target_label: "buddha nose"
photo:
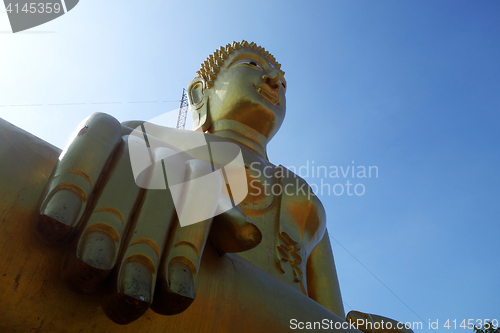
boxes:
[262,74,280,91]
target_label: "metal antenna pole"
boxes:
[176,88,188,129]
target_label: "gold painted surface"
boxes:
[0,118,359,332]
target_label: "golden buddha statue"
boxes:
[0,40,412,333]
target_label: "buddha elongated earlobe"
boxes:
[187,78,210,132]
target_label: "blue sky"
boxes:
[1,0,499,331]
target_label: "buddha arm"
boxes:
[306,229,346,319]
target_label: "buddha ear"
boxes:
[187,77,210,132]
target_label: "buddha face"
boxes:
[191,48,287,141]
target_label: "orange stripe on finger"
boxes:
[129,238,161,258]
[69,169,93,186]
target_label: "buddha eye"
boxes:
[234,59,262,69]
[281,82,286,89]
[244,60,261,68]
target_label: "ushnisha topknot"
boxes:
[196,40,285,89]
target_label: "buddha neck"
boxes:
[209,120,268,158]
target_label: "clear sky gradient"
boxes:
[1,1,499,331]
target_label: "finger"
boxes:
[151,159,218,315]
[101,152,182,324]
[207,141,262,253]
[151,218,211,315]
[60,136,144,293]
[36,113,122,244]
[101,187,176,324]
[102,158,219,323]
[209,199,262,254]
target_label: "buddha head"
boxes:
[187,40,287,143]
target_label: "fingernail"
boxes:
[120,261,152,303]
[240,216,262,246]
[168,261,194,299]
[347,311,371,328]
[79,231,116,270]
[347,311,364,322]
[43,189,82,227]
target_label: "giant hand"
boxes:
[35,113,261,324]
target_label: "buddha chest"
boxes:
[236,152,324,296]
